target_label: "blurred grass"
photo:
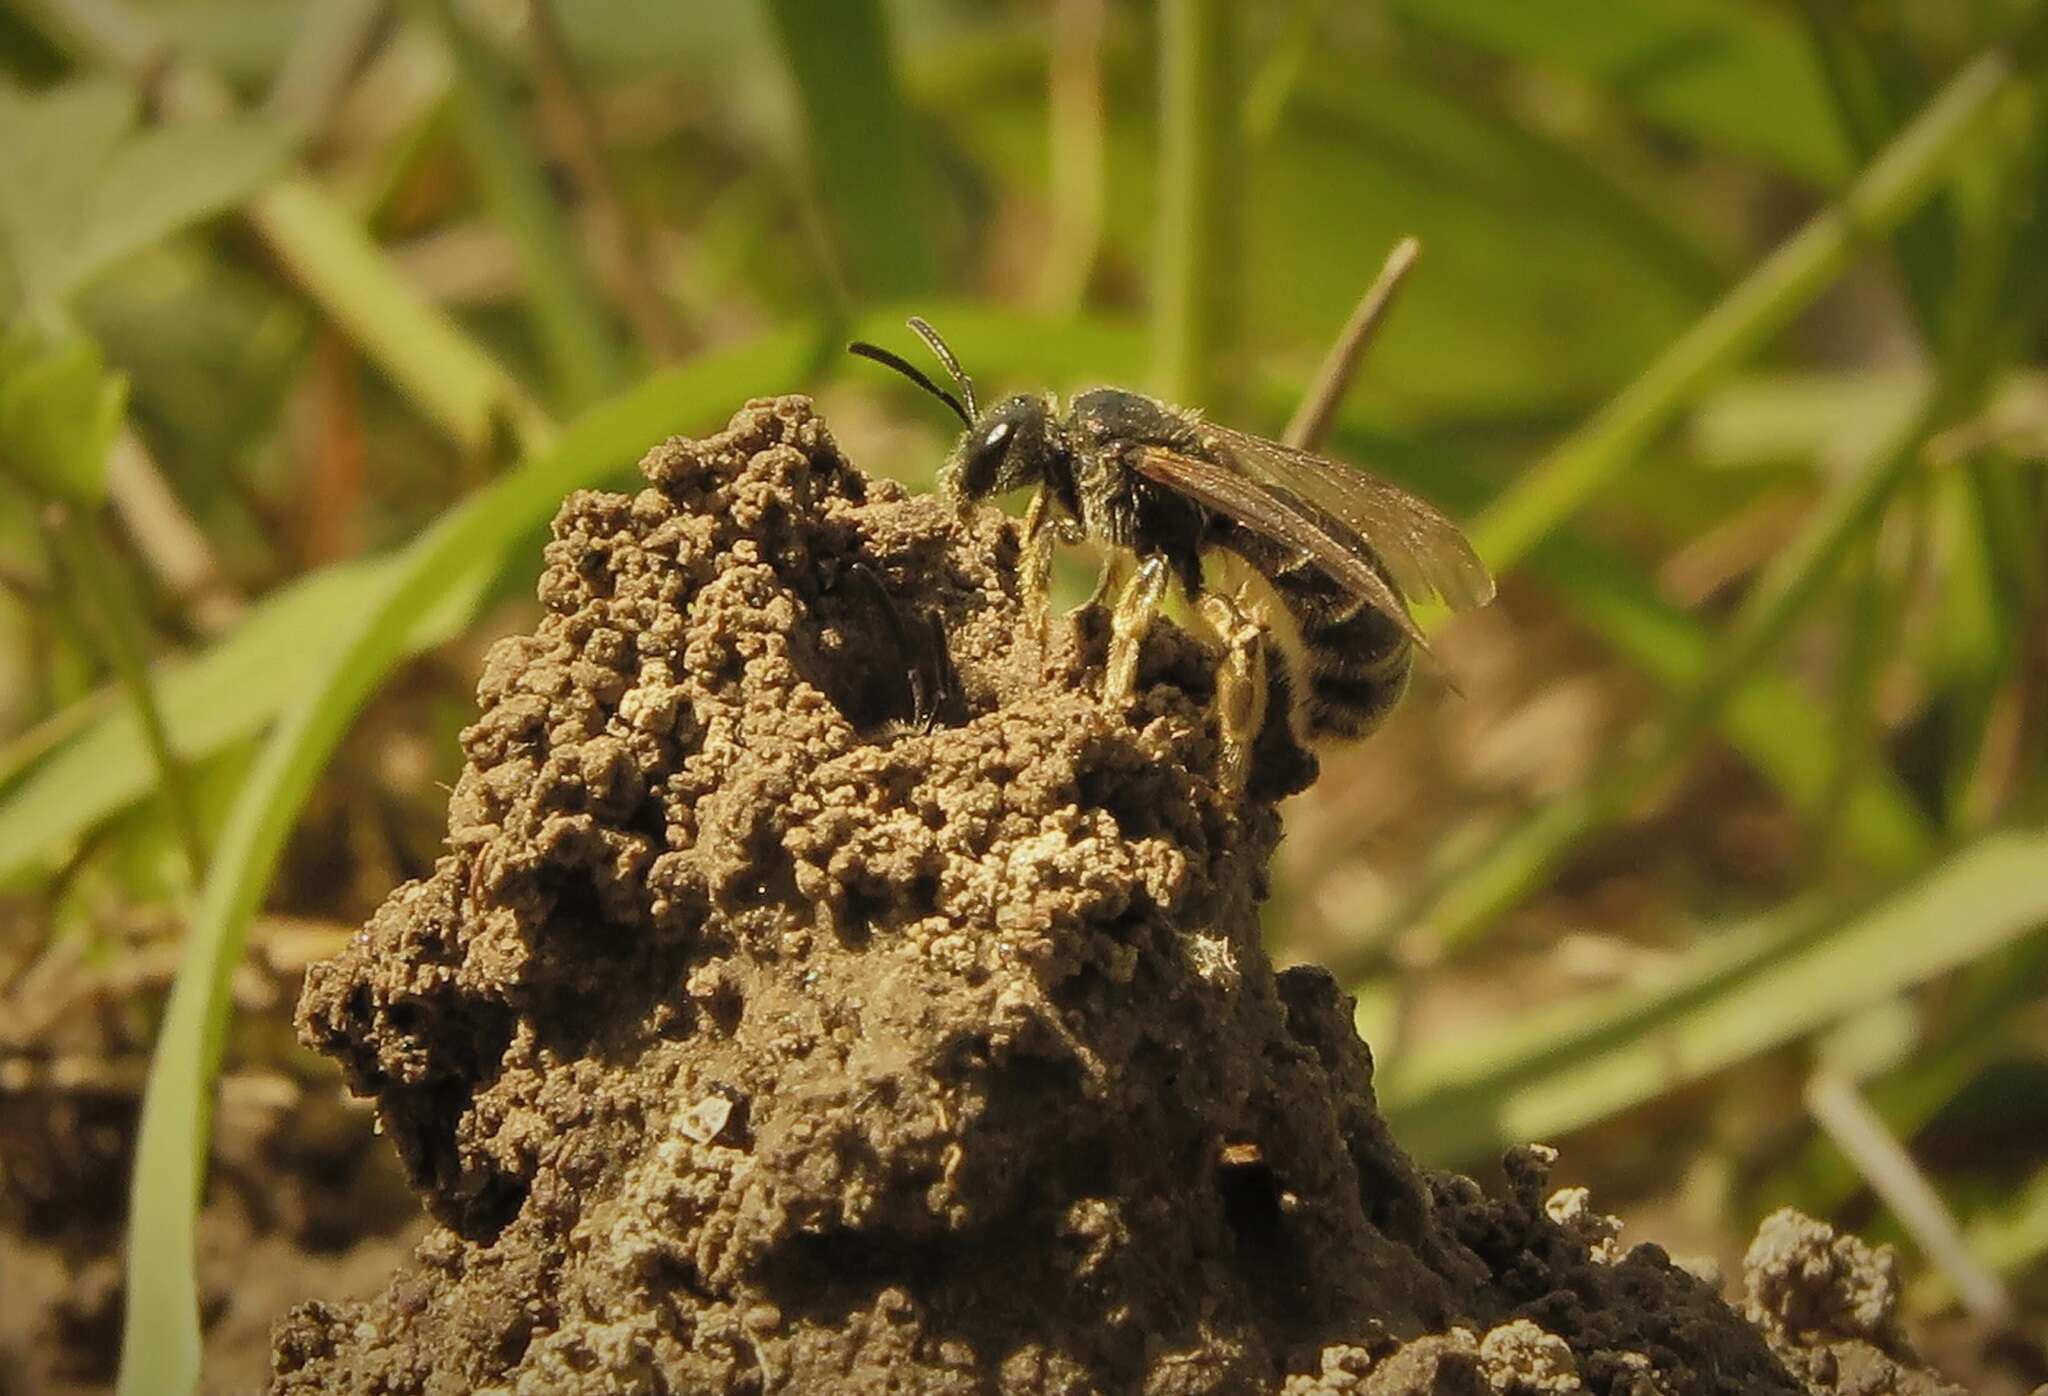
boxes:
[1151,0,1239,409]
[1390,0,1856,185]
[765,0,936,300]
[1382,826,2048,1163]
[0,1,2044,1389]
[1470,42,2020,575]
[413,0,627,407]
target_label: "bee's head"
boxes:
[943,394,1052,505]
[852,317,1054,511]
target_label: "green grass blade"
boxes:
[1789,0,1953,333]
[1394,0,1853,185]
[0,74,290,308]
[62,110,294,305]
[1151,0,1242,410]
[248,176,551,453]
[1294,416,1934,899]
[1470,43,2018,576]
[1769,936,2048,1216]
[50,506,206,878]
[115,333,812,1396]
[15,0,553,455]
[764,0,936,299]
[1381,827,2048,1165]
[413,0,629,409]
[1530,537,1934,871]
[1410,383,1950,954]
[0,553,488,887]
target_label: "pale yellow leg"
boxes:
[1078,548,1131,614]
[1105,555,1170,703]
[1196,592,1268,794]
[1018,487,1055,656]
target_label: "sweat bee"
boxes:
[850,318,1495,791]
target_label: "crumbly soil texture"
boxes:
[275,398,1966,1395]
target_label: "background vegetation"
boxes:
[0,1,2044,1393]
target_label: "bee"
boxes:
[849,318,1494,791]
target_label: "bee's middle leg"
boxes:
[1078,548,1132,614]
[1196,591,1268,793]
[1104,554,1170,703]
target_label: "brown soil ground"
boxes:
[238,397,1973,1394]
[0,931,421,1396]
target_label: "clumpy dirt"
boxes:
[272,397,1968,1395]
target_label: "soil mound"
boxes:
[273,397,1962,1395]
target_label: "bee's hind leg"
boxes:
[1196,592,1269,794]
[1104,554,1170,703]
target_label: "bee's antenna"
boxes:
[905,316,978,420]
[847,340,972,427]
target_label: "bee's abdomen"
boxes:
[1282,572,1412,741]
[1217,523,1413,742]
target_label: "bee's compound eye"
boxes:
[980,421,1012,451]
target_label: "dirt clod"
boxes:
[273,398,1966,1395]
[1742,1208,1964,1396]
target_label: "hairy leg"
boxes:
[1019,487,1055,644]
[1196,591,1268,793]
[1105,554,1170,703]
[1080,547,1131,613]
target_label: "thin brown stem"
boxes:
[46,502,207,878]
[104,433,244,635]
[1284,237,1421,450]
[295,330,367,565]
[526,0,689,359]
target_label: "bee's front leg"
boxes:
[1104,554,1170,703]
[1019,486,1056,653]
[1196,591,1268,794]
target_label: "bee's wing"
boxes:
[1130,446,1428,648]
[1198,424,1495,612]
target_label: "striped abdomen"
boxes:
[1212,522,1414,742]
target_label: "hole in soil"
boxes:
[836,883,885,949]
[522,864,679,1059]
[1217,1156,1287,1259]
[1074,749,1161,841]
[789,560,952,734]
[541,865,634,962]
[756,1227,953,1326]
[458,1167,530,1247]
[1215,1147,1319,1343]
[907,870,940,917]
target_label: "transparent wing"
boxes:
[1198,424,1495,612]
[1130,446,1428,648]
